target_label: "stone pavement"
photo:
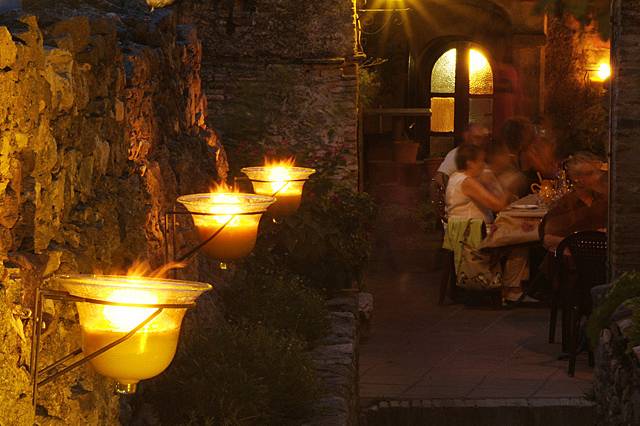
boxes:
[359,268,592,401]
[359,184,593,405]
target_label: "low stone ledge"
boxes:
[594,310,640,425]
[361,398,594,425]
[305,293,360,426]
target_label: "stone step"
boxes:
[361,398,594,426]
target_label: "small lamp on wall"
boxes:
[588,60,611,83]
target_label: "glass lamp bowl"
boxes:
[241,166,315,216]
[59,274,212,394]
[177,192,275,261]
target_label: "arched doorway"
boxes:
[426,43,494,154]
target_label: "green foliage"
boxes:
[358,67,382,109]
[220,269,330,344]
[587,273,640,348]
[148,321,320,426]
[544,16,609,157]
[535,0,611,40]
[417,200,440,233]
[251,183,377,294]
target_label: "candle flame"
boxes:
[88,260,187,332]
[209,181,237,194]
[263,157,296,194]
[125,260,187,279]
[264,157,296,168]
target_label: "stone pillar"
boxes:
[609,0,640,277]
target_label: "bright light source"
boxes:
[596,62,611,81]
[469,49,490,77]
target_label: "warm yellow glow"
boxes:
[60,274,211,392]
[594,62,611,81]
[469,49,489,77]
[177,192,274,260]
[241,159,315,217]
[101,288,159,332]
[263,158,297,195]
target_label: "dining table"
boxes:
[479,193,548,249]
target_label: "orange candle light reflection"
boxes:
[59,274,211,394]
[177,192,275,260]
[241,159,315,217]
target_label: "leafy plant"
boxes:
[251,184,377,294]
[587,272,640,348]
[535,0,611,40]
[544,16,609,157]
[147,321,320,425]
[417,201,441,233]
[358,67,382,109]
[220,269,330,345]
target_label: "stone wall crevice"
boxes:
[0,6,225,423]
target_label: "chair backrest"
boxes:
[556,230,607,308]
[538,212,548,241]
[429,173,448,223]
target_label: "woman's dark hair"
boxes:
[455,144,483,170]
[500,117,535,153]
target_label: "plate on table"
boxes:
[511,204,539,210]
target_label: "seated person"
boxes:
[444,145,529,303]
[486,142,528,200]
[542,151,608,252]
[445,144,507,225]
[434,123,490,187]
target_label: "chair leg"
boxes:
[568,305,579,377]
[549,297,558,343]
[561,306,570,353]
[439,250,452,305]
[449,254,457,302]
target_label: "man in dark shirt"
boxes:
[542,152,608,252]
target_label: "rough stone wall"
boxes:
[0,7,225,425]
[594,319,640,425]
[185,0,359,187]
[610,0,640,278]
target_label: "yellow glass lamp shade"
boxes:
[177,192,275,260]
[59,275,211,394]
[241,166,315,216]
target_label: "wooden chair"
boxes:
[554,231,607,376]
[430,174,456,305]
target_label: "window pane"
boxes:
[469,97,493,130]
[469,49,493,95]
[431,48,456,93]
[430,97,455,132]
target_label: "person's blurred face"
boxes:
[466,153,486,177]
[465,126,490,148]
[569,161,602,191]
[488,150,512,173]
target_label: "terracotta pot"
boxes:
[366,141,393,162]
[425,157,444,181]
[392,141,419,163]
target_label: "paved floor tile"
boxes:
[359,184,593,403]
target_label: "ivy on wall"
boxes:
[545,16,609,157]
[536,0,611,40]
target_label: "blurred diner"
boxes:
[542,152,608,252]
[443,144,530,304]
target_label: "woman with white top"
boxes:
[443,144,529,304]
[445,144,508,223]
